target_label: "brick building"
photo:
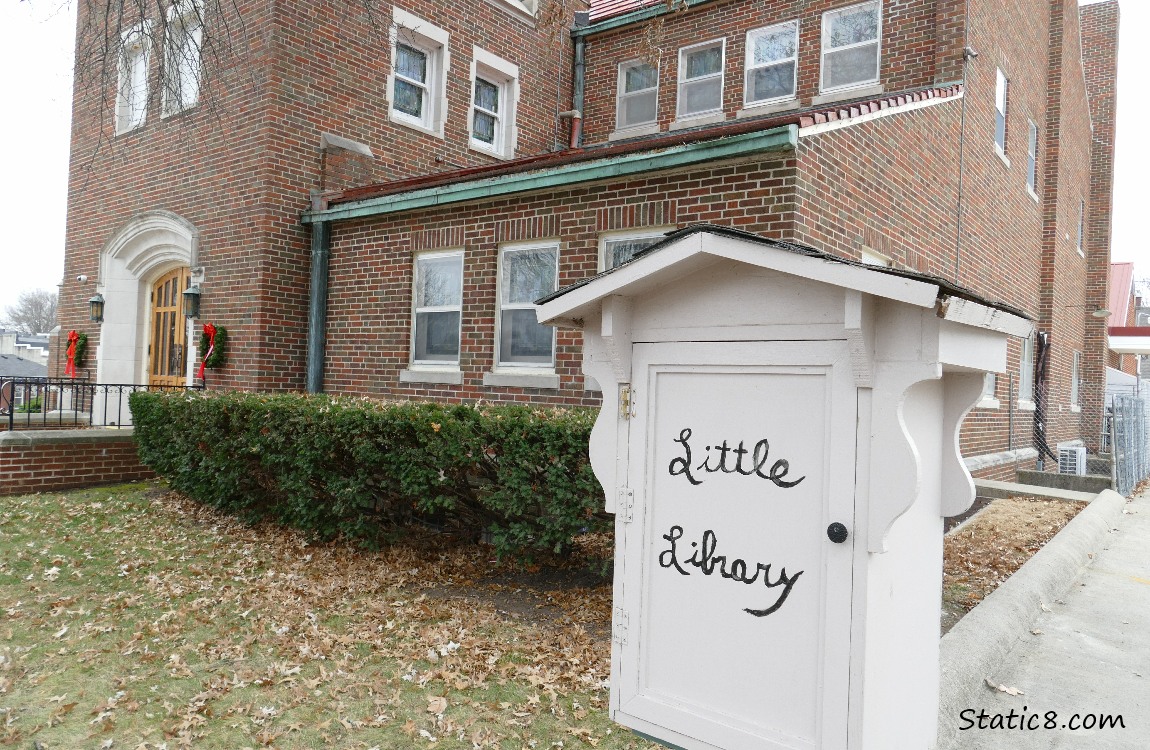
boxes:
[57,0,1119,480]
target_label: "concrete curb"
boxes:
[936,488,1127,747]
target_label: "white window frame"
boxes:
[410,249,465,368]
[1026,119,1039,197]
[994,68,1009,156]
[489,0,537,20]
[820,1,882,95]
[616,59,660,132]
[469,47,519,159]
[389,8,449,138]
[860,248,891,266]
[1071,350,1081,409]
[116,22,152,135]
[978,372,1000,409]
[495,241,559,370]
[598,228,673,272]
[162,0,204,117]
[744,21,798,108]
[676,39,726,120]
[1019,334,1035,408]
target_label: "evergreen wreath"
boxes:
[72,332,88,368]
[199,325,228,369]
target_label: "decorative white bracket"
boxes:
[939,371,988,517]
[867,360,942,553]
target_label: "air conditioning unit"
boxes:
[1058,446,1086,476]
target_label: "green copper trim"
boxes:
[302,124,796,225]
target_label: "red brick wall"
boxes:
[580,0,943,145]
[57,0,572,393]
[0,431,154,497]
[322,156,797,405]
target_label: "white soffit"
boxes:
[1109,334,1150,355]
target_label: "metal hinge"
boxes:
[619,384,634,420]
[618,487,634,523]
[613,607,629,645]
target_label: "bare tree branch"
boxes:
[2,289,59,335]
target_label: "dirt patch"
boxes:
[941,495,1087,635]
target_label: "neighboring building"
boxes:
[0,330,50,370]
[57,0,1120,480]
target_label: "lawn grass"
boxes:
[0,483,656,750]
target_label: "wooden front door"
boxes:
[149,268,190,386]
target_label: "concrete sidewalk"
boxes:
[938,489,1149,748]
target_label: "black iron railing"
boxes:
[0,376,204,431]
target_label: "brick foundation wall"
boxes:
[0,430,154,497]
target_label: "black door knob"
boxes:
[827,522,849,544]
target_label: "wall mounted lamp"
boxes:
[183,284,202,319]
[88,293,105,323]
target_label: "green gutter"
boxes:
[571,0,721,39]
[303,124,797,225]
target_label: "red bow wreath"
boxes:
[197,323,218,380]
[65,330,79,378]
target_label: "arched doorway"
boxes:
[148,267,192,386]
[96,211,200,386]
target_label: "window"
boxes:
[860,248,891,266]
[677,40,725,119]
[498,243,558,367]
[821,1,881,93]
[412,250,464,365]
[600,229,669,271]
[1019,335,1035,404]
[470,48,519,158]
[1071,351,1081,408]
[994,69,1008,154]
[116,24,151,134]
[163,0,204,116]
[1077,198,1085,255]
[745,22,798,106]
[617,60,659,130]
[389,9,448,136]
[1026,120,1038,194]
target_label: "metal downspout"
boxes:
[572,24,586,148]
[306,219,331,394]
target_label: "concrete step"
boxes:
[974,479,1098,503]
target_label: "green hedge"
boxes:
[129,391,609,557]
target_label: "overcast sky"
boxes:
[0,0,1146,319]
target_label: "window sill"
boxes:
[161,102,198,120]
[483,370,560,389]
[976,397,1001,410]
[1017,399,1036,412]
[389,111,445,140]
[114,122,146,137]
[400,368,463,385]
[584,376,602,392]
[811,83,883,106]
[483,0,536,25]
[736,98,799,119]
[669,111,728,131]
[1027,187,1040,203]
[994,146,1011,169]
[469,141,514,161]
[1070,404,1082,413]
[608,122,662,141]
[1077,248,1085,258]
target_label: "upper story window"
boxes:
[1026,120,1039,195]
[390,8,449,137]
[600,229,670,271]
[745,21,798,106]
[491,0,537,18]
[498,243,558,368]
[821,1,881,93]
[677,40,725,119]
[1071,351,1081,408]
[412,250,464,366]
[994,69,1009,155]
[162,0,204,116]
[116,23,152,134]
[470,48,519,159]
[617,60,659,131]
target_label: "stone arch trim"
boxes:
[99,210,200,283]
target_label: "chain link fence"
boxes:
[1109,393,1150,496]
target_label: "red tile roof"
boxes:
[589,0,662,22]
